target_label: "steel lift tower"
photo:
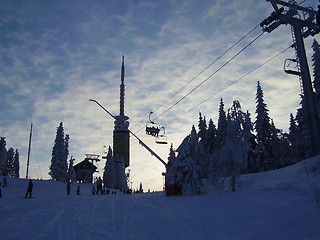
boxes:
[261,0,320,156]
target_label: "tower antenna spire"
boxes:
[120,55,125,117]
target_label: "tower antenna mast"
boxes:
[26,123,33,179]
[261,0,320,156]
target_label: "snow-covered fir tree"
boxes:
[103,146,115,189]
[5,147,15,177]
[0,137,7,176]
[243,111,256,173]
[166,80,312,195]
[205,118,217,155]
[270,120,286,168]
[166,143,176,173]
[64,134,70,166]
[168,126,202,195]
[312,39,320,104]
[113,155,127,191]
[13,149,20,178]
[295,98,311,159]
[196,113,209,179]
[216,98,227,150]
[67,157,75,183]
[209,100,250,190]
[288,113,304,162]
[0,138,19,177]
[198,112,207,152]
[254,81,274,171]
[49,122,69,182]
[226,100,251,174]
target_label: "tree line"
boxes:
[0,137,20,178]
[166,39,320,195]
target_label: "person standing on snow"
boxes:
[3,177,7,187]
[96,177,103,194]
[67,182,71,195]
[76,185,80,195]
[24,179,33,198]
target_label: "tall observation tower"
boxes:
[113,56,130,168]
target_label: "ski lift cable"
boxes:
[152,23,262,114]
[129,23,262,132]
[103,31,267,151]
[165,44,293,126]
[297,0,307,6]
[106,24,271,146]
[130,30,265,137]
[153,31,265,122]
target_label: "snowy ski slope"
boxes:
[1,156,320,240]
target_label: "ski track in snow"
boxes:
[1,157,320,240]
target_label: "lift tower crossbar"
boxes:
[261,0,320,156]
[89,99,167,168]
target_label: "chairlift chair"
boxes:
[146,124,160,136]
[155,127,168,145]
[145,111,161,137]
[283,58,301,76]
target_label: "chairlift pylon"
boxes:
[283,58,301,76]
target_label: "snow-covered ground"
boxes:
[1,157,320,240]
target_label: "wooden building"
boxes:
[74,154,100,183]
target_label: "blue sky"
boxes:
[1,0,319,190]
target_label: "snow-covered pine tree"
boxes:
[103,146,115,189]
[269,119,284,169]
[228,100,250,173]
[0,137,7,176]
[243,111,256,173]
[67,157,75,183]
[5,147,15,177]
[170,126,202,195]
[167,136,189,187]
[49,122,69,182]
[295,98,311,159]
[254,81,274,172]
[210,100,249,191]
[13,149,20,178]
[113,155,127,191]
[166,143,176,173]
[196,114,209,179]
[312,40,320,98]
[206,118,217,155]
[216,98,227,150]
[198,112,207,151]
[311,39,320,138]
[64,134,70,165]
[288,113,304,163]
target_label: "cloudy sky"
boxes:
[1,0,319,191]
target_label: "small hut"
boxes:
[74,154,100,183]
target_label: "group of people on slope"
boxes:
[0,177,33,198]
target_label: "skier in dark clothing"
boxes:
[25,179,33,198]
[96,177,103,194]
[76,185,80,195]
[67,182,71,195]
[3,177,7,187]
